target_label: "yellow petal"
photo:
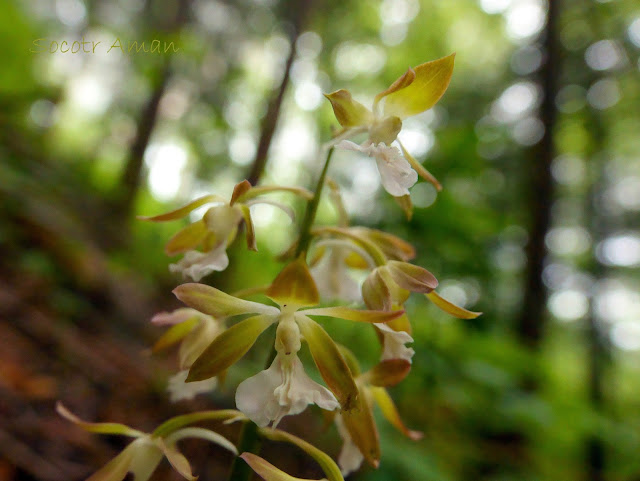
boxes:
[341,386,380,468]
[173,283,278,318]
[301,306,404,324]
[266,257,319,307]
[373,67,416,112]
[355,228,415,262]
[157,440,197,481]
[165,221,209,256]
[152,410,245,438]
[239,453,308,481]
[363,359,411,387]
[186,315,275,382]
[295,315,358,411]
[426,291,482,319]
[383,53,455,119]
[260,428,345,481]
[85,443,137,481]
[137,195,226,222]
[56,402,144,437]
[370,387,423,440]
[324,89,373,128]
[151,317,200,353]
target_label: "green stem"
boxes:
[296,147,335,257]
[227,148,334,481]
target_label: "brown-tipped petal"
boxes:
[240,453,312,481]
[398,141,442,192]
[151,317,199,353]
[165,221,209,256]
[173,283,279,318]
[240,205,257,251]
[364,359,412,387]
[370,387,423,441]
[393,194,413,221]
[230,180,252,205]
[295,315,358,411]
[301,306,404,324]
[324,89,373,128]
[259,428,345,481]
[383,53,455,119]
[426,291,482,319]
[356,228,416,262]
[341,386,380,468]
[385,261,438,293]
[56,402,144,437]
[266,257,319,307]
[158,441,197,481]
[362,269,392,311]
[137,195,226,222]
[186,315,275,382]
[373,67,416,110]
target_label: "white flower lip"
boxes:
[375,323,415,363]
[169,244,230,281]
[337,140,418,197]
[235,354,339,427]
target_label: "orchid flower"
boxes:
[57,403,239,481]
[139,180,312,281]
[325,54,455,211]
[172,258,404,427]
[151,308,225,402]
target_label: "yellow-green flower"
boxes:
[325,54,455,201]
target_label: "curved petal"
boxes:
[426,291,482,319]
[152,410,245,438]
[363,359,412,387]
[266,258,319,308]
[324,89,373,128]
[240,453,309,481]
[246,199,296,223]
[383,54,455,119]
[56,403,144,437]
[165,220,209,255]
[169,246,230,281]
[186,314,276,382]
[301,306,404,324]
[157,440,196,481]
[85,443,137,481]
[173,283,279,318]
[137,195,226,222]
[165,427,238,455]
[375,323,415,363]
[370,387,423,441]
[372,144,418,197]
[335,414,364,477]
[295,315,357,411]
[341,386,380,468]
[385,261,438,293]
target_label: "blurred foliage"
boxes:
[1,0,640,480]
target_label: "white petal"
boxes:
[336,139,366,152]
[167,370,218,402]
[235,359,283,427]
[335,414,364,476]
[372,144,418,197]
[169,245,230,281]
[375,323,415,363]
[235,355,339,428]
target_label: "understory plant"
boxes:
[59,52,482,481]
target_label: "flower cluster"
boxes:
[59,54,482,481]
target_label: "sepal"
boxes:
[324,89,373,128]
[426,291,482,319]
